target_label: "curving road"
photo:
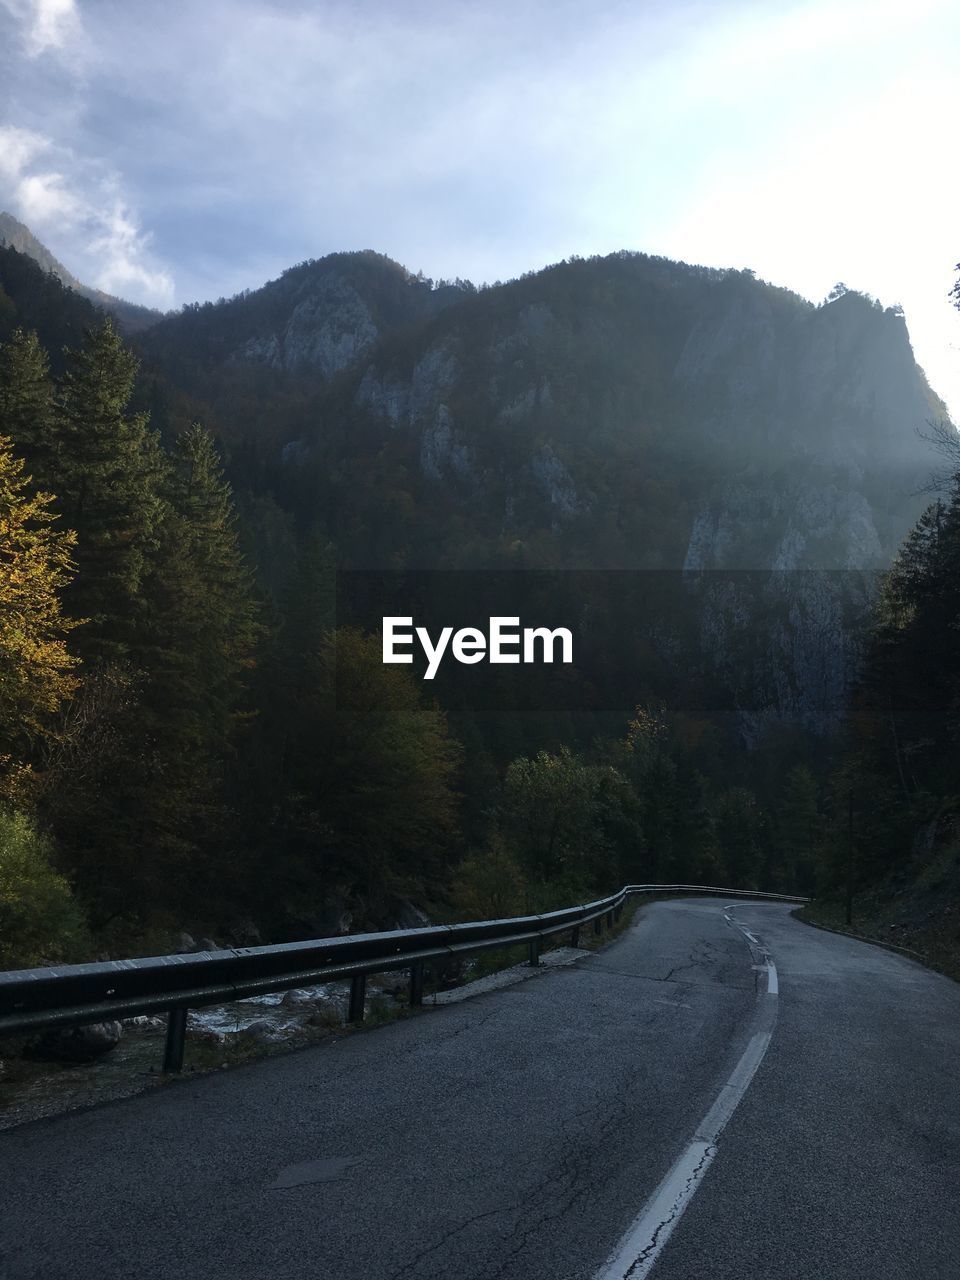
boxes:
[3,900,959,1279]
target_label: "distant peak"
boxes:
[0,211,163,333]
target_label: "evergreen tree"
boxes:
[53,319,164,659]
[837,474,960,886]
[39,338,260,931]
[141,423,259,758]
[776,764,821,893]
[0,328,57,487]
[249,617,461,932]
[715,788,761,888]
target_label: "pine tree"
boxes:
[53,320,164,658]
[36,334,262,929]
[0,328,57,488]
[170,423,259,714]
[715,788,761,889]
[777,764,821,893]
[141,423,259,757]
[112,423,263,914]
[839,474,960,884]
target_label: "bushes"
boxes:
[0,810,88,969]
[449,837,527,921]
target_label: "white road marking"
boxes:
[594,907,779,1280]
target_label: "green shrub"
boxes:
[0,810,88,969]
[449,837,527,921]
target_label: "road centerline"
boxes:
[594,906,779,1280]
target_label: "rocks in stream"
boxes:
[25,1020,123,1063]
[239,1018,277,1040]
[279,988,315,1008]
[122,1015,165,1033]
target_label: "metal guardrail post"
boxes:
[593,916,603,937]
[348,973,366,1023]
[529,937,540,967]
[570,925,581,948]
[162,1007,188,1073]
[409,960,424,1007]
[606,909,615,929]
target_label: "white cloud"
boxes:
[647,65,960,419]
[0,125,49,182]
[27,0,79,55]
[0,125,175,307]
[1,0,81,57]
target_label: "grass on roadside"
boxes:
[795,879,960,985]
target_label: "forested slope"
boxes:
[0,237,955,968]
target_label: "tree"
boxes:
[715,788,762,888]
[140,423,259,759]
[777,765,821,893]
[0,809,88,968]
[251,623,461,931]
[37,335,258,932]
[449,836,526,921]
[0,433,79,781]
[53,319,164,659]
[837,474,960,884]
[0,328,57,487]
[313,628,461,905]
[500,746,634,896]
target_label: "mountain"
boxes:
[144,250,945,565]
[2,230,952,739]
[0,242,103,365]
[142,250,469,388]
[141,248,945,572]
[0,211,164,334]
[1,229,956,935]
[140,249,951,738]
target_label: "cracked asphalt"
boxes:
[3,900,959,1280]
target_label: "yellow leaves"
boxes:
[0,433,79,760]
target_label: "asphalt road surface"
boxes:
[3,900,959,1280]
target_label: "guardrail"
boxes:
[0,883,808,1072]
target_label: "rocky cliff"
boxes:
[229,254,949,735]
[80,246,960,735]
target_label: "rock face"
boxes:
[26,1021,123,1063]
[231,270,379,375]
[336,262,946,734]
[143,250,464,382]
[144,250,953,738]
[337,262,943,565]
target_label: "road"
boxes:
[3,900,959,1280]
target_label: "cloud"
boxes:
[0,126,48,184]
[27,0,79,55]
[0,0,958,393]
[0,125,175,307]
[646,58,960,419]
[1,0,81,57]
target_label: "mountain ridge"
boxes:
[0,211,164,334]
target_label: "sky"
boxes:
[1,0,959,417]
